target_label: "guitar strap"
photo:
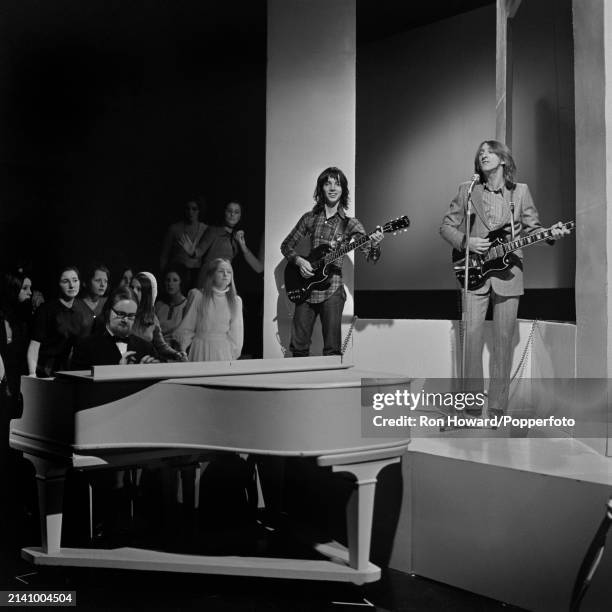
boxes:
[323,215,349,274]
[332,215,349,244]
[509,189,516,240]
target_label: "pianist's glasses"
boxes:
[111,308,137,321]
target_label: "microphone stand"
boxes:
[461,175,479,380]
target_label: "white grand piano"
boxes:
[9,356,411,585]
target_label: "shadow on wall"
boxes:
[533,96,576,288]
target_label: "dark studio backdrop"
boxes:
[0,0,575,323]
[355,0,576,321]
[0,0,266,299]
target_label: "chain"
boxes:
[275,309,357,358]
[510,319,538,382]
[456,284,537,383]
[341,315,358,356]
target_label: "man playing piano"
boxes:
[72,286,159,370]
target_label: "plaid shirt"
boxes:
[281,207,381,304]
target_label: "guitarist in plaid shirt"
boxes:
[281,167,383,357]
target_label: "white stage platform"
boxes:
[352,318,612,611]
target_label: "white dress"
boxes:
[174,288,243,361]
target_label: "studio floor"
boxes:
[0,494,521,611]
[0,552,521,612]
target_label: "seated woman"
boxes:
[154,267,189,349]
[160,197,208,290]
[195,201,262,287]
[81,263,110,320]
[174,258,243,361]
[0,270,35,399]
[72,286,159,369]
[27,266,93,377]
[131,272,187,362]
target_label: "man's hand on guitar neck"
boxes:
[549,221,572,239]
[370,228,384,245]
[466,236,491,255]
[295,256,315,278]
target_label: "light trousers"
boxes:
[463,290,519,411]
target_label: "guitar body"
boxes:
[452,229,519,291]
[283,215,411,304]
[284,244,334,304]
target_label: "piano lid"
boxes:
[58,355,351,383]
[161,368,411,390]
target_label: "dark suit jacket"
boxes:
[440,182,545,296]
[71,331,159,371]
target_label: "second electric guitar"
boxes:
[285,215,410,304]
[453,220,575,290]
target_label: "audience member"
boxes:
[195,201,262,287]
[160,197,208,289]
[131,272,187,362]
[0,270,35,398]
[81,263,110,320]
[118,266,134,289]
[175,258,243,361]
[27,266,93,377]
[154,268,189,349]
[72,286,159,369]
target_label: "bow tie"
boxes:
[484,185,503,195]
[110,335,128,344]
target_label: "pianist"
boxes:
[71,286,159,370]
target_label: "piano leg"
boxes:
[333,457,400,573]
[25,455,69,555]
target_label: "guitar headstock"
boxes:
[382,215,410,234]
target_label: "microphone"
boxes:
[468,173,480,195]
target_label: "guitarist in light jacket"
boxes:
[281,167,383,357]
[440,140,569,414]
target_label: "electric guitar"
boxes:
[284,215,410,304]
[452,220,575,290]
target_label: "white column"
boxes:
[573,0,612,453]
[263,0,356,358]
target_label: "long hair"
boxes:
[200,258,238,313]
[184,196,207,219]
[159,266,186,304]
[0,269,29,321]
[102,286,139,326]
[117,265,135,289]
[223,200,244,230]
[133,272,156,327]
[474,140,517,189]
[313,167,350,211]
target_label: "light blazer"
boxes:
[440,182,544,296]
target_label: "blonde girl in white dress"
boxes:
[174,258,243,361]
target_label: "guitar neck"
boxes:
[484,221,574,262]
